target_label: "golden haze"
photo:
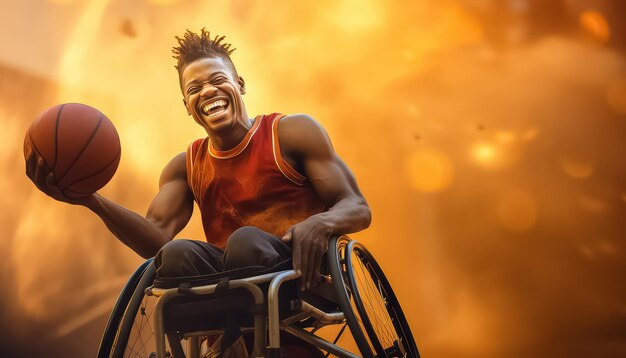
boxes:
[1,0,626,357]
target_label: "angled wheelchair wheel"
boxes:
[328,236,420,358]
[98,259,170,358]
[98,259,154,358]
[111,263,160,358]
[102,260,193,358]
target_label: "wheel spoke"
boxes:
[354,253,397,349]
[124,295,159,357]
[341,241,418,357]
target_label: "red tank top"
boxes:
[185,113,326,249]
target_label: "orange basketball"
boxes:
[24,103,121,198]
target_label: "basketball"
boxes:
[24,103,121,198]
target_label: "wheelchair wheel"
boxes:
[328,236,420,358]
[98,259,154,358]
[105,261,192,358]
[110,262,166,358]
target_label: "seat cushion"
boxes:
[152,259,293,289]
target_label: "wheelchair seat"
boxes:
[153,259,304,336]
[152,259,293,289]
[153,257,341,328]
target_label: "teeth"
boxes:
[202,99,227,114]
[206,108,226,117]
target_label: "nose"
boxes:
[200,82,218,97]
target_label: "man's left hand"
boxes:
[281,215,330,291]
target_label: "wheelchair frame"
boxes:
[97,236,419,358]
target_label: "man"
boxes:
[26,29,371,356]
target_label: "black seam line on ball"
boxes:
[28,130,54,173]
[61,147,121,190]
[52,103,66,171]
[56,112,104,183]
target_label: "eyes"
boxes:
[187,77,228,95]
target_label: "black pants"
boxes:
[154,226,292,278]
[154,226,292,350]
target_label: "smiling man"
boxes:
[26,29,371,356]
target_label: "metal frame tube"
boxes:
[154,290,179,358]
[146,270,294,298]
[282,326,361,358]
[228,281,266,357]
[300,301,345,323]
[267,270,299,349]
[187,336,200,358]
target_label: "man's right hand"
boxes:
[25,148,94,206]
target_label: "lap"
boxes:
[155,226,292,278]
[154,239,224,277]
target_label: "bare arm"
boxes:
[26,150,194,258]
[84,152,193,258]
[279,114,372,289]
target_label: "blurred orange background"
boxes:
[1,0,626,357]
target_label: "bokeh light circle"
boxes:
[560,157,594,179]
[579,10,610,42]
[405,148,454,193]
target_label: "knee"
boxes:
[224,226,267,269]
[157,239,191,262]
[155,239,195,276]
[226,226,263,250]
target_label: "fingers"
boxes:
[291,230,302,278]
[288,225,330,292]
[34,157,49,189]
[306,242,322,290]
[300,240,309,291]
[24,141,32,159]
[45,171,57,188]
[25,149,36,179]
[289,228,309,292]
[281,229,293,243]
[27,152,60,197]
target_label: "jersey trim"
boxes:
[185,142,194,187]
[185,141,197,198]
[271,114,306,186]
[208,115,262,159]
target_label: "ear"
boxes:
[183,98,191,115]
[238,76,246,95]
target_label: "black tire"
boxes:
[98,259,154,358]
[111,261,157,358]
[328,236,376,358]
[330,236,420,358]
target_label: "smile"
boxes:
[201,99,229,117]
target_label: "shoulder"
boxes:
[277,113,333,159]
[159,152,187,188]
[277,113,326,134]
[186,138,207,160]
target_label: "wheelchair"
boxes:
[97,236,420,358]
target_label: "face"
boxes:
[181,57,246,133]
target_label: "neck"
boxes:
[208,114,254,151]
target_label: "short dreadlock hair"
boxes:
[172,28,238,85]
